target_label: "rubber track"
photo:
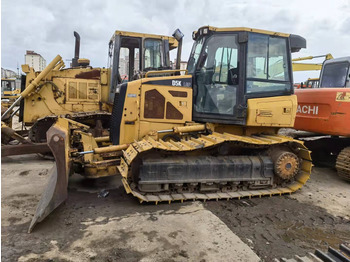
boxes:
[336,146,350,181]
[117,132,312,204]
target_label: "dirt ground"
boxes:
[2,154,350,262]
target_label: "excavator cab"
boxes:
[188,26,305,125]
[319,57,350,88]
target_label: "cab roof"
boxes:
[111,30,178,50]
[193,26,290,38]
[323,56,350,65]
[192,26,306,52]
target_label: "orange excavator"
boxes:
[292,53,333,89]
[294,56,350,181]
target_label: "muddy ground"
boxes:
[1,154,350,262]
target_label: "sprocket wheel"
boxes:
[274,151,300,180]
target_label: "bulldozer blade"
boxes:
[28,163,67,233]
[28,119,70,233]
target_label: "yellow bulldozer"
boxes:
[1,29,183,154]
[1,78,21,100]
[1,77,21,119]
[28,26,312,232]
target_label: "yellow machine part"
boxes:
[117,76,194,145]
[115,75,298,145]
[27,26,313,234]
[292,53,333,72]
[246,95,297,127]
[117,132,312,204]
[21,66,111,125]
[113,30,178,50]
[19,30,180,126]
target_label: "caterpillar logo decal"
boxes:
[336,92,350,102]
[297,105,319,115]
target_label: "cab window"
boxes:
[246,33,291,94]
[1,80,15,91]
[194,34,239,115]
[144,39,162,70]
[320,62,349,88]
[187,36,205,74]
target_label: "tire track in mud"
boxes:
[205,196,350,261]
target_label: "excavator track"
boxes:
[336,146,350,181]
[117,133,312,203]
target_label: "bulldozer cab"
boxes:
[1,78,20,98]
[1,78,15,91]
[319,57,350,88]
[187,26,305,125]
[108,30,179,103]
[1,79,15,97]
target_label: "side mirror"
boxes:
[289,34,306,53]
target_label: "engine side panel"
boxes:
[246,95,297,127]
[112,75,193,145]
[22,67,111,125]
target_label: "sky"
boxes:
[1,0,350,82]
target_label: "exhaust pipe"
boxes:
[172,29,184,72]
[72,31,80,67]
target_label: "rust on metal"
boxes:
[1,143,50,157]
[75,69,100,79]
[274,152,300,180]
[1,123,32,144]
[28,123,70,233]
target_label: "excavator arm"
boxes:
[292,53,333,72]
